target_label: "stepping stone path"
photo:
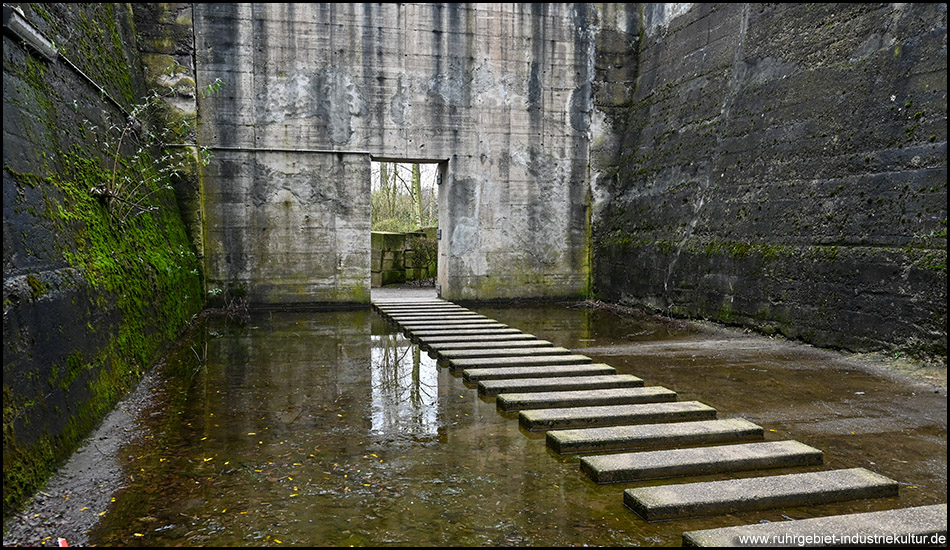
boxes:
[373,298,947,544]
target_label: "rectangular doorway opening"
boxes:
[370,160,442,290]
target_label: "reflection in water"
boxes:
[84,306,945,547]
[370,334,440,437]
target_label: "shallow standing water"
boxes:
[85,303,946,546]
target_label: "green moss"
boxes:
[4,144,204,515]
[26,274,48,300]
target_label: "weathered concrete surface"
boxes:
[201,149,371,304]
[417,332,539,346]
[682,503,948,547]
[580,440,823,483]
[2,3,204,516]
[624,468,900,521]
[450,354,592,370]
[592,2,947,361]
[546,418,764,454]
[479,374,644,397]
[427,339,556,352]
[192,3,639,302]
[519,401,716,431]
[399,318,501,328]
[496,386,678,412]
[462,363,616,383]
[439,346,573,360]
[385,312,485,321]
[409,328,524,340]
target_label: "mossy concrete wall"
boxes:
[190,3,639,302]
[592,3,947,361]
[3,4,203,515]
[371,229,437,287]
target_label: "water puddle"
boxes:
[85,304,946,546]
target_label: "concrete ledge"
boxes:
[520,401,717,431]
[546,418,763,454]
[580,440,823,483]
[463,363,616,382]
[624,468,899,521]
[682,503,948,547]
[450,354,592,370]
[496,387,678,412]
[479,374,644,397]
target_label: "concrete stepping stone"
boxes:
[403,324,511,334]
[409,328,525,340]
[462,363,617,382]
[427,339,556,352]
[580,440,824,483]
[450,354,592,370]
[681,503,948,547]
[374,301,450,307]
[399,319,503,328]
[386,311,488,321]
[479,374,644,397]
[520,401,717,431]
[546,418,763,454]
[439,346,573,360]
[418,332,538,345]
[376,305,466,311]
[496,387,678,412]
[624,467,899,521]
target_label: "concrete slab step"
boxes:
[496,387,679,412]
[376,304,466,311]
[410,328,525,340]
[682,503,948,547]
[427,339,555,352]
[439,346,573,360]
[403,324,511,334]
[417,332,538,345]
[546,418,764,454]
[624,467,899,521]
[462,363,617,382]
[373,300,450,307]
[520,401,717,431]
[451,354,592,370]
[580,440,824,483]
[479,374,644,397]
[399,319,502,328]
[385,312,484,319]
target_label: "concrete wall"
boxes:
[3,3,203,514]
[190,3,639,302]
[592,3,947,360]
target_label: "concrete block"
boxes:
[682,503,948,547]
[546,418,764,454]
[479,374,644,397]
[440,346,574,360]
[427,339,555,352]
[580,440,823,484]
[496,387,679,412]
[624,468,899,521]
[451,354,593,370]
[463,363,617,382]
[520,401,717,431]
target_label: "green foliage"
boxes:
[371,162,438,232]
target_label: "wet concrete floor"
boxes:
[4,299,946,546]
